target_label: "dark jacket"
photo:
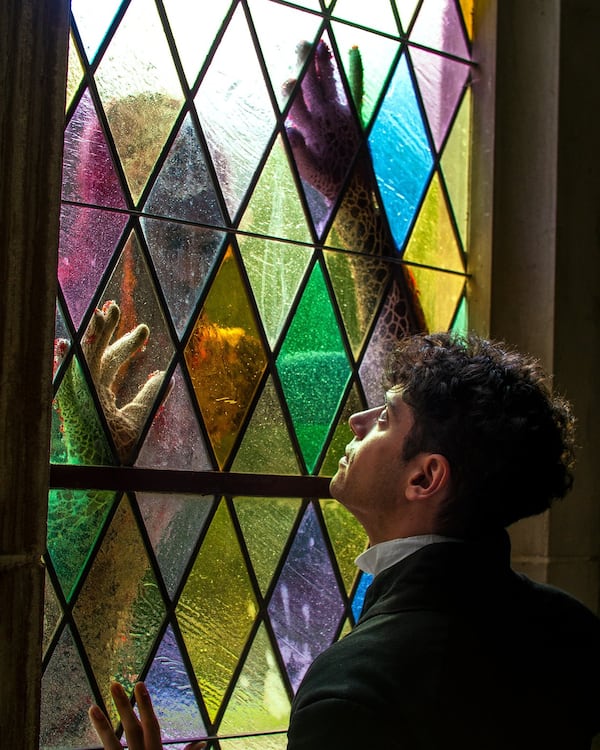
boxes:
[287,532,600,749]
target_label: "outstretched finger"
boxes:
[88,704,123,750]
[133,682,163,750]
[110,682,145,750]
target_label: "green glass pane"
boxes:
[233,497,301,595]
[185,247,267,468]
[220,624,290,735]
[441,88,472,250]
[73,495,165,725]
[232,378,299,475]
[331,23,400,127]
[319,384,363,478]
[40,626,98,750]
[137,493,214,599]
[95,0,184,204]
[177,499,258,723]
[239,136,311,245]
[320,499,368,594]
[277,262,351,473]
[403,172,464,273]
[239,237,312,350]
[451,295,469,337]
[47,488,116,600]
[409,265,466,332]
[324,250,390,358]
[52,355,114,466]
[42,571,62,656]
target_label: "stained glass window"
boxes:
[45,0,474,747]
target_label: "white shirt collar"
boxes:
[355,534,461,577]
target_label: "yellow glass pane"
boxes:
[232,378,300,475]
[66,33,84,111]
[220,624,290,735]
[459,0,475,39]
[233,496,301,594]
[319,383,362,478]
[441,88,472,250]
[185,247,267,468]
[73,495,165,726]
[403,172,464,273]
[409,266,466,332]
[177,499,258,722]
[320,499,368,594]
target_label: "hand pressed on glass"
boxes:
[89,682,206,750]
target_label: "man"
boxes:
[89,332,600,749]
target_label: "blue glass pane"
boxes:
[369,53,434,251]
[351,571,373,622]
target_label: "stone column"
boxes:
[0,2,69,747]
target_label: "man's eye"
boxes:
[378,406,388,423]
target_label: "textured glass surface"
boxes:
[177,499,258,722]
[220,624,290,735]
[40,626,97,750]
[320,498,368,594]
[185,248,267,468]
[231,378,299,475]
[73,495,165,723]
[194,5,275,218]
[137,493,214,598]
[277,262,351,472]
[48,1,476,743]
[136,366,213,472]
[233,497,301,594]
[268,503,344,690]
[47,488,115,599]
[404,172,464,273]
[442,88,472,249]
[369,52,434,251]
[144,625,207,741]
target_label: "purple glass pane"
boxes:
[136,366,213,473]
[58,203,128,329]
[410,0,469,60]
[62,88,126,209]
[358,280,414,407]
[285,36,361,239]
[411,47,470,151]
[143,624,206,741]
[268,503,344,691]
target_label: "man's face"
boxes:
[330,389,416,537]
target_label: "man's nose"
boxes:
[348,407,377,438]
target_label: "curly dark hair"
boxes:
[383,332,576,532]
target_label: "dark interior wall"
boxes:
[489,0,600,610]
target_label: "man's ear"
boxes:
[405,453,451,502]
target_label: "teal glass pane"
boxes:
[47,488,116,600]
[276,262,351,473]
[369,52,434,251]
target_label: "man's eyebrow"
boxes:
[384,390,401,414]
